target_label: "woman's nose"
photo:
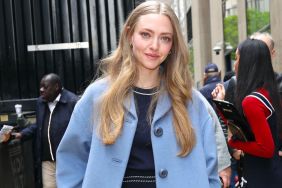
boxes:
[150,37,159,50]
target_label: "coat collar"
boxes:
[204,76,221,85]
[58,89,68,103]
[38,89,68,104]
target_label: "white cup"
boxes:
[15,104,22,117]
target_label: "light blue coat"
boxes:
[56,78,221,188]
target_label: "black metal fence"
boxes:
[0,1,146,187]
[0,0,143,104]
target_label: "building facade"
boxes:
[162,0,281,87]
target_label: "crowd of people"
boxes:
[1,1,282,188]
[204,32,282,188]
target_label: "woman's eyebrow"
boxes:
[141,28,173,35]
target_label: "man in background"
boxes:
[14,73,78,188]
[200,62,221,105]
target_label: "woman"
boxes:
[56,1,220,188]
[214,38,282,188]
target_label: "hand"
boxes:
[211,83,225,100]
[0,131,11,142]
[279,150,282,157]
[12,132,22,139]
[219,166,231,188]
[227,127,233,142]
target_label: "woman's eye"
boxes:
[160,36,171,43]
[140,32,150,39]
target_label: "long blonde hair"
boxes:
[98,1,195,156]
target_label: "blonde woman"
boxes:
[56,1,220,187]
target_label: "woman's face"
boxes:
[130,13,173,74]
[234,48,240,75]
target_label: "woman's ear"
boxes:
[126,25,131,38]
[126,26,131,31]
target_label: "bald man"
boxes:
[250,32,276,59]
[14,73,78,188]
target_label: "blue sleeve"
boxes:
[194,89,221,187]
[202,115,222,187]
[194,95,221,188]
[201,94,231,171]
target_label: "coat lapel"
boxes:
[37,98,47,129]
[123,92,137,120]
[152,90,172,125]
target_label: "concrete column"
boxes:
[210,0,225,78]
[237,0,247,42]
[171,0,190,42]
[192,0,212,88]
[270,0,282,72]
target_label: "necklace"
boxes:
[133,90,159,96]
[132,87,160,96]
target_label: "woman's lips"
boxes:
[145,53,160,60]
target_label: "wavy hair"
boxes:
[97,1,194,156]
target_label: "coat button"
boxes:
[159,169,168,178]
[154,127,163,137]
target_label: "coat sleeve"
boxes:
[193,89,221,187]
[202,115,222,188]
[228,95,275,158]
[56,87,94,188]
[209,107,231,172]
[20,123,37,139]
[199,92,231,172]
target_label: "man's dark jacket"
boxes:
[21,89,78,188]
[199,76,221,106]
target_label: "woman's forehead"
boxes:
[135,14,173,34]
